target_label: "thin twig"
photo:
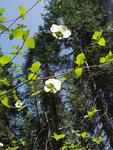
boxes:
[0,1,39,35]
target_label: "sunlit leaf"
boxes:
[0,25,9,31]
[61,77,67,82]
[92,136,103,144]
[0,78,10,86]
[108,50,112,56]
[29,61,41,73]
[99,57,106,63]
[21,141,27,146]
[92,31,102,40]
[74,68,83,78]
[18,105,26,111]
[13,28,24,39]
[0,17,7,22]
[12,45,22,50]
[105,50,113,61]
[17,24,27,29]
[28,73,37,80]
[81,132,87,139]
[25,38,35,48]
[1,97,11,108]
[0,55,12,65]
[12,69,22,74]
[11,64,20,68]
[23,30,30,40]
[84,108,98,119]
[75,53,85,66]
[19,5,26,20]
[32,89,42,96]
[98,37,106,46]
[5,146,19,150]
[52,133,65,141]
[0,91,7,95]
[99,51,113,63]
[0,7,5,14]
[87,108,98,118]
[11,52,25,56]
[19,77,25,82]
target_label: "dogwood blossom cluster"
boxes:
[15,101,23,108]
[44,78,61,93]
[50,24,71,39]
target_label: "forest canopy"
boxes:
[1,0,113,150]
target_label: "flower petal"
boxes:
[59,25,68,32]
[44,86,50,92]
[52,33,63,39]
[50,24,59,32]
[63,30,71,38]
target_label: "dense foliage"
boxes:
[1,0,113,150]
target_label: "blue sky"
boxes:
[0,0,45,64]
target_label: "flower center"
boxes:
[55,31,63,38]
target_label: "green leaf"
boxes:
[105,50,113,62]
[0,78,10,86]
[84,108,98,119]
[99,51,113,63]
[23,30,30,40]
[84,115,89,119]
[12,45,22,50]
[12,69,22,74]
[74,68,83,78]
[0,55,12,65]
[0,24,9,31]
[19,5,26,20]
[98,37,106,46]
[5,146,19,150]
[52,133,65,141]
[81,132,87,139]
[61,77,67,82]
[1,97,11,108]
[13,28,24,39]
[92,136,103,144]
[11,64,20,68]
[87,108,98,117]
[18,105,26,111]
[32,89,42,96]
[11,51,25,56]
[92,31,102,40]
[108,50,112,57]
[37,0,44,2]
[0,91,7,96]
[25,38,35,48]
[20,77,25,82]
[99,57,106,63]
[9,33,14,40]
[29,61,41,73]
[17,24,27,29]
[0,17,7,22]
[21,141,27,146]
[75,53,85,66]
[28,73,37,80]
[0,7,5,14]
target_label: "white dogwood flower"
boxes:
[0,143,4,147]
[50,24,71,39]
[15,101,22,108]
[44,78,61,93]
